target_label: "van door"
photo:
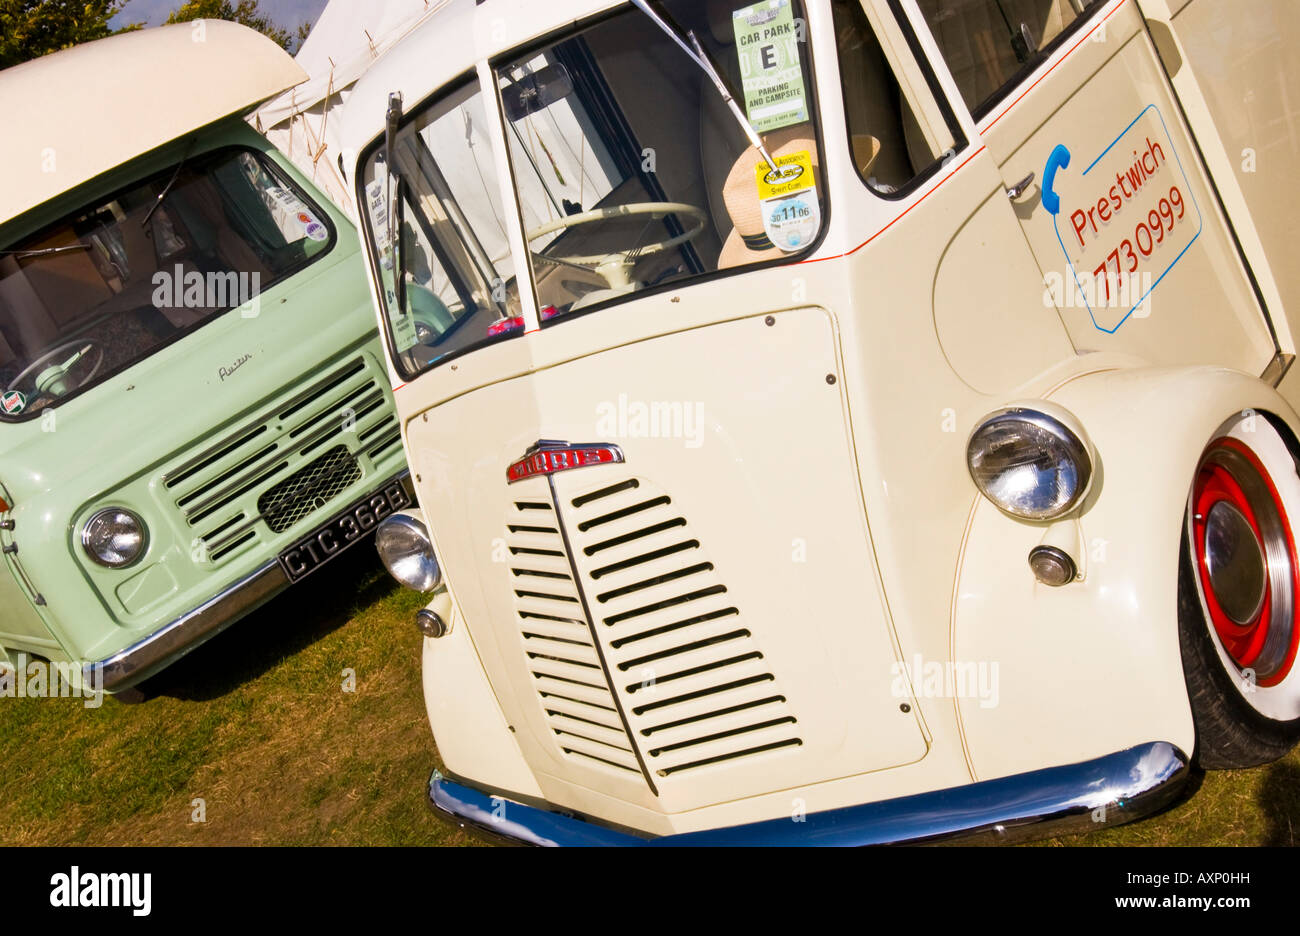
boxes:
[909,0,1278,374]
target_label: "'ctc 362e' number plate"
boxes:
[278,477,411,582]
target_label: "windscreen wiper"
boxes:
[629,0,777,173]
[384,92,407,315]
[0,245,90,259]
[141,139,196,229]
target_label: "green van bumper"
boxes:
[84,470,413,693]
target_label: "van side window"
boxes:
[833,0,958,196]
[916,0,1105,117]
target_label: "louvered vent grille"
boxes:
[507,473,801,789]
[505,498,643,776]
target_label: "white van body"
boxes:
[345,0,1300,843]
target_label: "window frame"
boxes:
[835,0,972,202]
[914,0,1112,123]
[355,71,530,382]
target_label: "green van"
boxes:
[0,22,409,695]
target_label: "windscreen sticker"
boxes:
[1,390,26,416]
[262,186,317,243]
[364,177,394,271]
[391,309,420,353]
[297,211,328,242]
[733,0,808,133]
[265,185,308,218]
[1041,104,1202,333]
[756,151,820,252]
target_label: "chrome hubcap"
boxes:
[1204,500,1268,626]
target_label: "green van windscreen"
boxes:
[0,148,332,420]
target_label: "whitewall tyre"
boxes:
[1178,412,1300,768]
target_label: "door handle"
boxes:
[1006,172,1035,200]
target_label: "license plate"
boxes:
[278,476,412,583]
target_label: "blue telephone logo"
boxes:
[1042,144,1071,216]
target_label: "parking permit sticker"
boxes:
[364,177,394,271]
[733,0,807,133]
[266,185,307,217]
[756,151,819,251]
[391,309,420,353]
[1,390,26,415]
[1041,104,1202,333]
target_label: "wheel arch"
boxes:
[952,365,1300,782]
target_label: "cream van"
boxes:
[347,0,1300,843]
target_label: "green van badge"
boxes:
[1,391,26,415]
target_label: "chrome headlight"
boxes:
[375,511,441,593]
[967,406,1093,521]
[81,507,147,568]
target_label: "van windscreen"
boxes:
[0,147,333,420]
[360,0,824,380]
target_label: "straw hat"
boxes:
[717,125,816,267]
[717,129,879,268]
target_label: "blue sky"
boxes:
[110,0,329,35]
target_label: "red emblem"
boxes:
[507,440,623,484]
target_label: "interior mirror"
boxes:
[502,64,574,122]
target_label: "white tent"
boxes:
[262,0,618,287]
[252,0,450,218]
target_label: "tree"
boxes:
[0,0,132,70]
[164,0,308,53]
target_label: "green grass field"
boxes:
[0,550,470,845]
[1,550,1296,846]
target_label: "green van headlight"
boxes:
[81,507,148,568]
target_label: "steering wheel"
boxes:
[6,339,105,399]
[526,201,708,292]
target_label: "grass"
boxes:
[0,549,471,846]
[1049,758,1300,846]
[1,550,1297,846]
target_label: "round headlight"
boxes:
[81,508,147,568]
[967,407,1093,521]
[375,511,441,593]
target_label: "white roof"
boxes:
[0,21,306,222]
[253,0,453,216]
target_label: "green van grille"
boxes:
[257,445,361,534]
[362,420,403,460]
[158,354,401,564]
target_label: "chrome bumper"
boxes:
[85,560,289,693]
[84,470,414,693]
[427,741,1190,846]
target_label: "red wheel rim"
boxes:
[1192,437,1300,687]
